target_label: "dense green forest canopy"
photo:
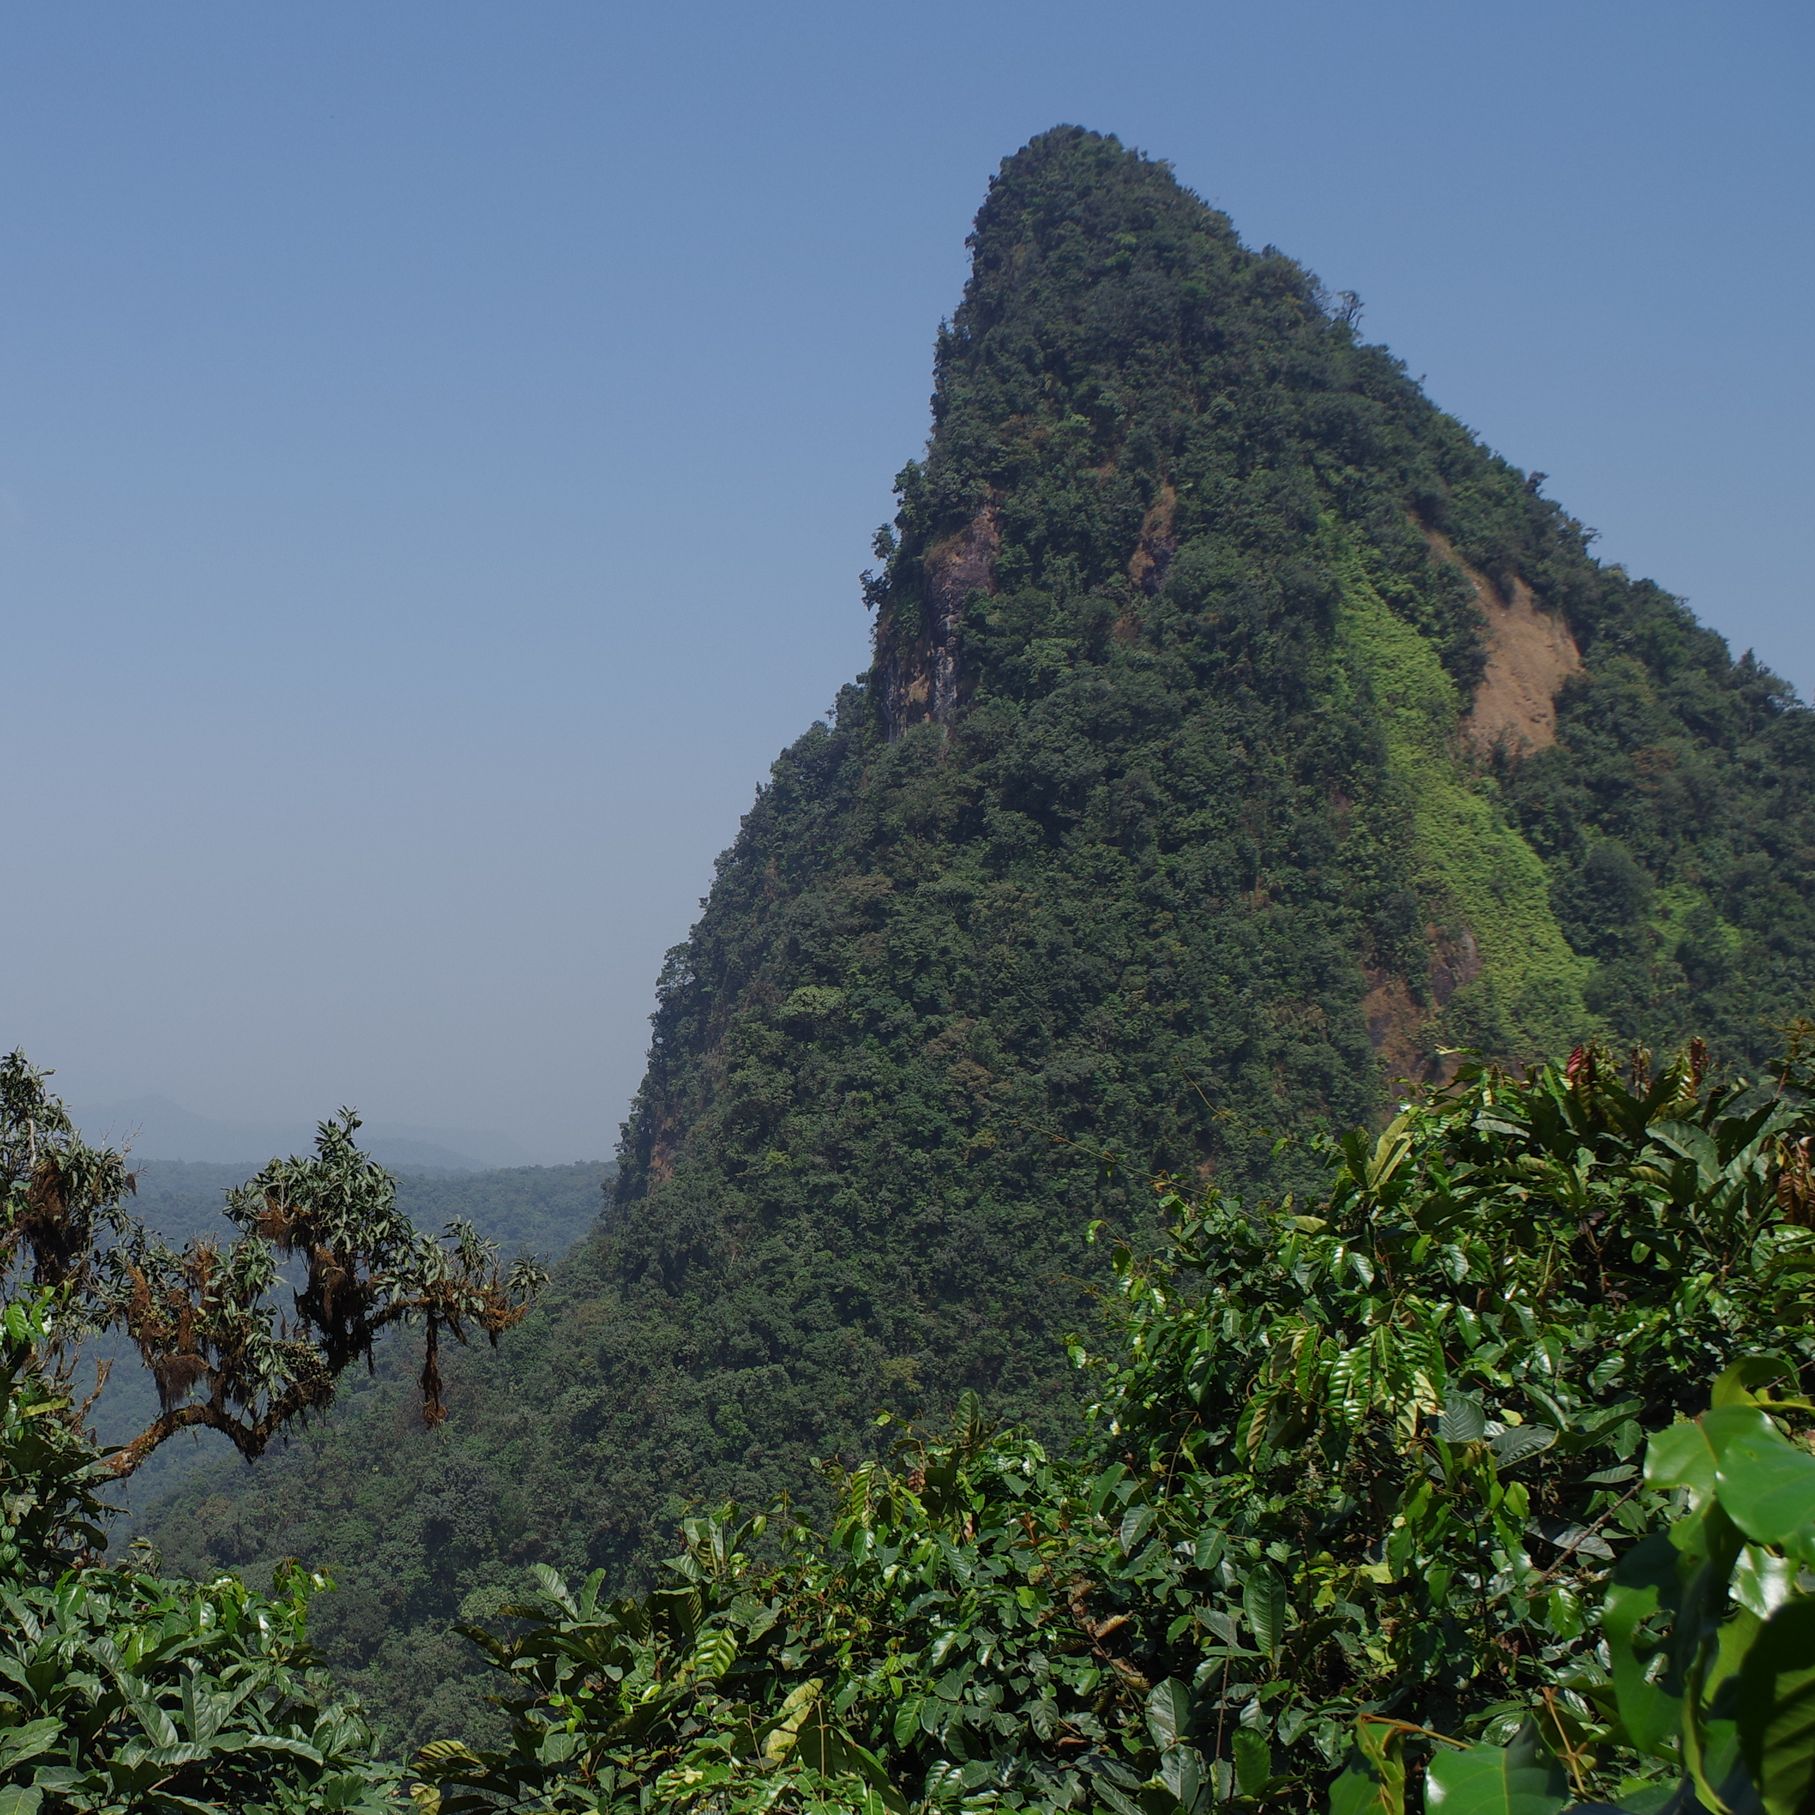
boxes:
[8,1038,1815,1812]
[130,126,1815,1746]
[415,1037,1815,1814]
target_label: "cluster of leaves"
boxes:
[412,1415,1113,1815]
[5,1039,1811,1808]
[122,1160,610,1275]
[0,1559,402,1814]
[1,1290,404,1812]
[409,1040,1815,1811]
[1089,1038,1815,1809]
[1,1295,106,1581]
[1352,1373,1815,1813]
[0,1048,558,1784]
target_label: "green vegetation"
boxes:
[1329,532,1592,1053]
[10,1039,1815,1810]
[126,1159,608,1268]
[0,1068,433,1810]
[407,1038,1815,1811]
[131,126,1815,1745]
[0,1051,543,1483]
[2,1290,399,1808]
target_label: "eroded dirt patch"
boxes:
[1363,971,1432,1087]
[1426,527,1582,757]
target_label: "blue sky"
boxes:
[5,3,1810,1161]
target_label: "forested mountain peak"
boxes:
[143,128,1815,1744]
[875,127,1247,735]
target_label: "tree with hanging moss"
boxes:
[0,1048,543,1479]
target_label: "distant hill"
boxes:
[122,1155,612,1260]
[79,1093,535,1171]
[142,126,1815,1749]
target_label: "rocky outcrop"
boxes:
[878,505,999,738]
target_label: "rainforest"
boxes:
[5,128,1814,1814]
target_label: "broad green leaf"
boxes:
[688,1626,738,1680]
[1243,1563,1286,1658]
[1714,1356,1800,1409]
[415,1738,484,1771]
[215,1732,326,1764]
[1120,1505,1155,1555]
[1604,1534,1685,1752]
[1086,1775,1147,1815]
[1146,1677,1190,1751]
[1232,1726,1271,1796]
[1439,1393,1486,1443]
[1647,1407,1778,1504]
[1424,1730,1568,1814]
[123,1689,180,1751]
[1531,1517,1614,1562]
[1491,1423,1557,1468]
[953,1388,986,1456]
[1159,1741,1204,1807]
[1331,1718,1407,1815]
[892,1697,921,1747]
[0,1789,45,1815]
[763,1676,823,1763]
[1090,1462,1128,1515]
[0,1717,61,1769]
[529,1562,577,1617]
[1719,1428,1815,1560]
[1738,1602,1815,1815]
[1734,1546,1799,1621]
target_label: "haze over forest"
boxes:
[5,12,1815,1813]
[7,4,1811,1166]
[7,99,1814,1808]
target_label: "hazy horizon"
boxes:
[7,3,1810,1162]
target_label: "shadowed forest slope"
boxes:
[142,127,1815,1745]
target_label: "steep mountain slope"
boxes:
[142,127,1815,1745]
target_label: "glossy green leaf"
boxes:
[1232,1725,1271,1796]
[1490,1423,1557,1468]
[1146,1676,1190,1751]
[1439,1393,1487,1443]
[1719,1428,1815,1560]
[1331,1718,1407,1815]
[1119,1505,1155,1555]
[1423,1730,1568,1814]
[1714,1356,1800,1409]
[1160,1740,1205,1807]
[1738,1602,1815,1815]
[1243,1564,1287,1659]
[1646,1407,1777,1503]
[1603,1535,1685,1752]
[0,1717,61,1769]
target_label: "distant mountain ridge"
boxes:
[144,126,1815,1747]
[79,1093,536,1172]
